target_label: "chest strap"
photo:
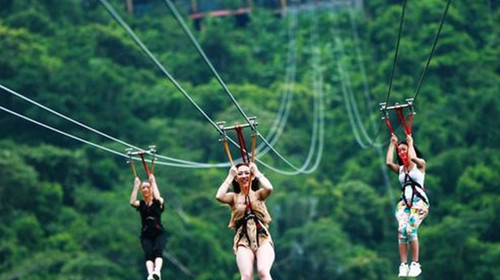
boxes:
[235,196,268,248]
[401,174,428,207]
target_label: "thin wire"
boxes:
[413,0,452,103]
[98,0,221,133]
[336,47,367,148]
[384,0,408,105]
[99,0,313,174]
[336,8,395,205]
[348,9,387,142]
[256,2,326,175]
[330,5,384,148]
[346,8,393,203]
[369,0,409,142]
[295,7,321,172]
[335,36,385,148]
[335,41,394,201]
[163,0,254,127]
[162,0,317,173]
[255,5,298,154]
[0,105,124,157]
[0,83,229,168]
[301,23,325,174]
[0,104,230,168]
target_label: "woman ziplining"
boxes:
[215,119,276,280]
[381,100,429,278]
[128,147,166,280]
[376,1,451,276]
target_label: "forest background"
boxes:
[0,0,499,279]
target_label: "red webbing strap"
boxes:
[383,111,410,167]
[235,126,250,163]
[138,152,151,179]
[396,107,411,135]
[407,113,414,135]
[384,117,395,135]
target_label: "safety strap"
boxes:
[235,126,250,164]
[236,195,267,248]
[141,200,163,232]
[125,148,156,180]
[401,172,427,207]
[149,146,157,175]
[138,152,151,178]
[384,116,395,135]
[218,117,258,165]
[396,107,413,136]
[381,101,415,168]
[222,138,234,166]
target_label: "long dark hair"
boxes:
[397,140,424,165]
[231,162,260,193]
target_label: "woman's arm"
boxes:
[386,135,400,174]
[215,166,237,205]
[149,174,164,205]
[130,177,141,208]
[407,135,426,172]
[251,163,273,200]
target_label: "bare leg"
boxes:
[236,246,255,280]
[256,243,275,280]
[395,201,410,264]
[399,243,408,264]
[410,239,419,262]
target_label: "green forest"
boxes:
[0,0,499,279]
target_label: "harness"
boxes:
[141,200,163,234]
[217,118,268,248]
[401,170,427,207]
[235,196,268,249]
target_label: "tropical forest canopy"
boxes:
[0,0,499,279]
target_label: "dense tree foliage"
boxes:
[0,0,498,279]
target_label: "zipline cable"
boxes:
[255,5,298,153]
[0,83,229,168]
[100,0,324,174]
[413,0,452,103]
[98,0,220,133]
[335,36,384,148]
[363,0,409,143]
[301,14,325,174]
[161,0,322,173]
[252,3,325,175]
[0,105,125,157]
[0,104,228,168]
[348,8,393,203]
[291,5,322,173]
[347,9,389,146]
[330,5,377,148]
[98,0,307,174]
[384,0,408,106]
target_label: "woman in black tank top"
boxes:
[130,175,166,280]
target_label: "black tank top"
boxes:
[137,199,164,238]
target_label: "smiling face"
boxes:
[236,165,252,194]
